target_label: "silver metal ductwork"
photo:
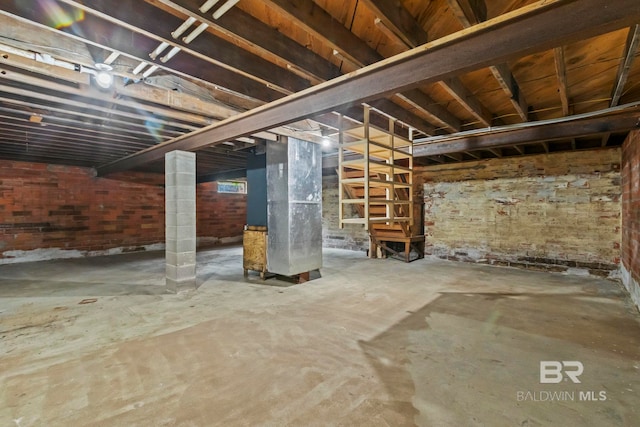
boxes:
[266,137,323,276]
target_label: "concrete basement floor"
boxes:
[0,247,639,427]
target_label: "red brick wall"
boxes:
[196,181,246,245]
[0,160,246,262]
[622,130,640,307]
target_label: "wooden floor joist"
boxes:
[96,0,640,175]
[412,110,640,158]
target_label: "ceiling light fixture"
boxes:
[94,63,114,89]
[213,0,239,19]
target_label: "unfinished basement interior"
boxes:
[1,0,640,425]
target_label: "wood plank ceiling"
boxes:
[1,0,639,178]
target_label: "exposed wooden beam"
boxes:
[1,5,283,104]
[540,141,549,153]
[0,121,147,151]
[512,145,524,155]
[96,0,640,175]
[362,0,429,48]
[447,0,487,27]
[197,168,247,184]
[374,18,410,49]
[336,104,417,138]
[440,77,493,126]
[364,0,493,127]
[0,47,90,85]
[490,63,529,122]
[0,94,185,138]
[368,99,436,135]
[611,24,640,107]
[396,90,462,132]
[0,113,146,145]
[0,64,215,126]
[554,47,570,116]
[444,152,464,161]
[487,148,502,157]
[57,0,309,95]
[448,0,528,122]
[413,110,640,158]
[154,0,340,83]
[264,0,460,131]
[116,81,240,120]
[0,108,150,143]
[266,0,380,67]
[464,151,481,159]
[0,84,198,133]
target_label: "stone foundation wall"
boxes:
[416,148,622,278]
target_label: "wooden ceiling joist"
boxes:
[447,0,487,27]
[611,24,640,107]
[440,77,493,127]
[363,0,495,128]
[361,0,429,48]
[154,0,340,82]
[448,0,529,122]
[396,90,462,132]
[95,0,640,175]
[554,46,571,116]
[412,110,640,158]
[1,5,283,104]
[264,0,461,133]
[56,0,309,94]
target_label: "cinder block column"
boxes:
[165,150,196,292]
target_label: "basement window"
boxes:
[217,181,247,194]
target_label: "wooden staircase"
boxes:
[338,106,425,262]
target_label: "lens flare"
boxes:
[37,0,85,30]
[144,119,165,143]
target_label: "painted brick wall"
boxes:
[0,160,246,263]
[622,130,640,308]
[322,174,369,251]
[416,148,622,277]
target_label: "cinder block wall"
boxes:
[622,131,640,308]
[416,148,622,277]
[322,174,369,251]
[0,160,246,263]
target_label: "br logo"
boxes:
[540,361,584,384]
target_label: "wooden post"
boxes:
[364,106,370,231]
[338,114,344,229]
[389,116,395,226]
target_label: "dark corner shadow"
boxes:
[245,269,322,287]
[200,269,323,288]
